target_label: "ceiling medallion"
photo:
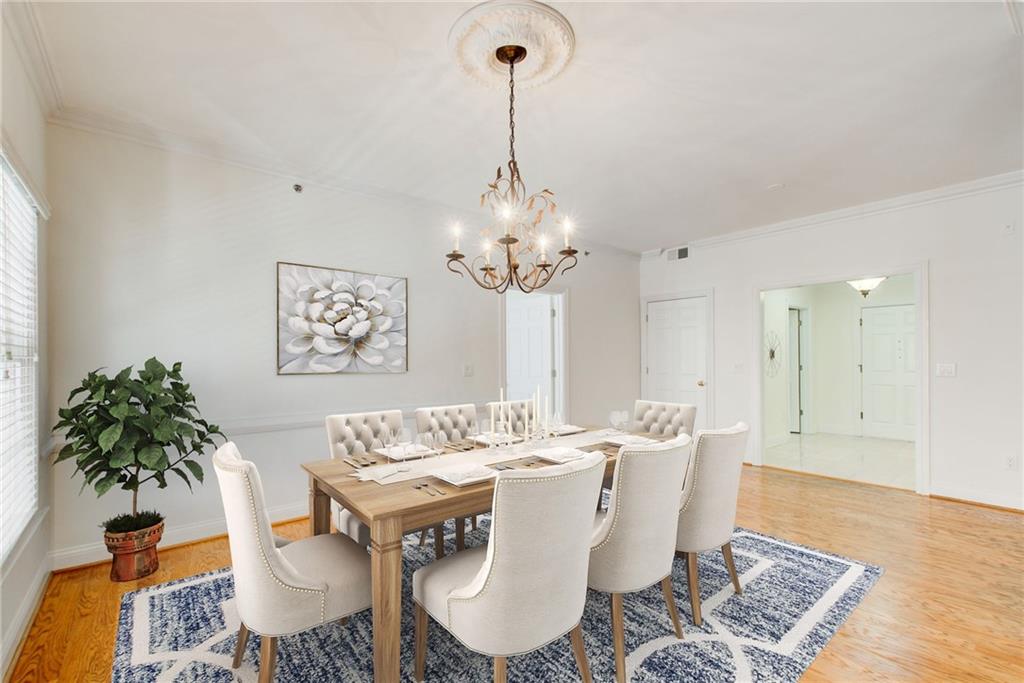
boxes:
[445,1,578,294]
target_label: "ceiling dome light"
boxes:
[847,277,887,297]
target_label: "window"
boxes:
[0,155,39,564]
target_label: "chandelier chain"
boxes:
[508,60,516,173]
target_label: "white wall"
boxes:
[0,17,51,676]
[641,177,1023,509]
[762,275,916,442]
[45,124,639,567]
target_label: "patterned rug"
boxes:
[112,514,881,682]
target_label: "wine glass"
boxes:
[416,432,433,460]
[434,431,449,456]
[370,438,384,462]
[551,412,564,434]
[396,427,413,461]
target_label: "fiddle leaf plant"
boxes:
[52,358,223,521]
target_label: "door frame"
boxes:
[639,288,716,431]
[752,262,930,495]
[498,289,570,421]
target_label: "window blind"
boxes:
[0,154,39,564]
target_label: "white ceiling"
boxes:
[21,1,1024,252]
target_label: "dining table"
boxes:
[302,428,663,682]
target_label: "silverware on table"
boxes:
[413,483,436,496]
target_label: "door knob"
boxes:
[696,379,706,387]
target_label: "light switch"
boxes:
[463,363,474,378]
[935,363,957,377]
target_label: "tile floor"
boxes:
[764,432,915,489]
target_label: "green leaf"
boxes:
[98,422,123,453]
[95,471,119,496]
[154,472,168,488]
[55,442,77,463]
[182,459,204,483]
[108,447,134,468]
[144,380,164,395]
[90,385,106,402]
[137,444,164,468]
[109,402,137,420]
[170,467,193,492]
[144,357,167,381]
[115,366,133,384]
[153,418,176,442]
[175,421,195,438]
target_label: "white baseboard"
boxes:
[48,500,308,570]
[1,553,51,678]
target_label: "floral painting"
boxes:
[277,262,407,374]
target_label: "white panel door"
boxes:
[505,292,554,406]
[862,305,916,441]
[645,297,708,433]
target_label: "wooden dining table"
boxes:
[301,431,625,683]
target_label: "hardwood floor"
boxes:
[7,467,1023,682]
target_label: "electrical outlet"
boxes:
[463,363,474,378]
[935,363,957,377]
[1008,454,1020,472]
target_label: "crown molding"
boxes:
[1006,0,1023,36]
[2,1,63,115]
[688,169,1024,252]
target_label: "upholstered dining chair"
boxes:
[588,436,692,682]
[632,399,698,437]
[412,451,606,683]
[415,403,481,546]
[326,410,447,559]
[674,422,750,626]
[484,399,535,435]
[213,442,371,683]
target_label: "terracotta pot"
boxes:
[103,521,164,582]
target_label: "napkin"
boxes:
[430,464,494,483]
[373,444,435,460]
[604,434,659,446]
[532,446,587,464]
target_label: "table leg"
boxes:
[371,518,403,682]
[309,476,332,536]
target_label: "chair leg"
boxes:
[258,635,277,683]
[611,593,626,683]
[471,515,477,530]
[722,542,742,594]
[685,552,703,626]
[414,603,428,682]
[455,517,466,551]
[232,623,249,669]
[493,656,507,683]
[569,623,593,683]
[419,529,428,546]
[434,524,445,560]
[660,576,684,639]
[339,616,349,626]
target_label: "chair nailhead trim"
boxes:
[220,458,327,625]
[447,463,601,627]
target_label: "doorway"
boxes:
[641,294,711,434]
[760,276,918,490]
[503,290,566,417]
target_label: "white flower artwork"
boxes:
[277,262,407,374]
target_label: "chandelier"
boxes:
[445,38,578,294]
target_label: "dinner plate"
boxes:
[532,446,588,464]
[373,444,438,461]
[550,424,586,436]
[603,434,659,446]
[472,432,524,446]
[429,464,497,487]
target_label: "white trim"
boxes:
[1006,0,1023,36]
[48,500,308,571]
[639,289,716,430]
[0,507,52,679]
[752,262,930,494]
[1,1,62,115]
[691,170,1024,251]
[0,130,51,219]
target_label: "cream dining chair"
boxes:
[412,451,606,683]
[589,435,693,682]
[674,422,750,626]
[484,399,535,434]
[415,403,481,546]
[632,399,697,437]
[327,409,448,559]
[213,442,371,683]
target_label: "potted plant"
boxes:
[52,358,222,581]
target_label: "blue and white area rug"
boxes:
[113,518,881,682]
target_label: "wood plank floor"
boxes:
[7,466,1023,682]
